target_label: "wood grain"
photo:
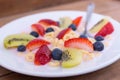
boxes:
[0,0,79,18]
[0,67,11,77]
[0,0,120,79]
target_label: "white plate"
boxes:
[0,11,120,77]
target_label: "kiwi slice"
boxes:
[4,33,35,48]
[62,48,83,68]
[59,17,72,29]
[89,18,108,33]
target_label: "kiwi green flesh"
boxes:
[62,48,83,68]
[4,34,35,48]
[60,17,72,29]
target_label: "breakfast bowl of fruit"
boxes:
[0,11,120,77]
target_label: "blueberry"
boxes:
[95,36,104,41]
[17,45,26,52]
[51,48,63,60]
[56,21,60,27]
[45,28,54,33]
[69,24,77,31]
[80,34,87,38]
[30,31,39,37]
[93,41,104,51]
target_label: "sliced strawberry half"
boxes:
[57,28,72,39]
[39,19,58,28]
[26,39,50,51]
[95,22,114,37]
[64,38,93,52]
[31,24,45,36]
[34,45,51,65]
[73,16,82,28]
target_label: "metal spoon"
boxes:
[81,3,95,37]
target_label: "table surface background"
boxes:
[0,0,79,18]
[0,0,120,80]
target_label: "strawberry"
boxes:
[73,16,82,28]
[64,38,93,52]
[31,24,45,36]
[95,22,114,37]
[26,39,50,51]
[39,19,58,28]
[57,28,72,39]
[34,45,51,65]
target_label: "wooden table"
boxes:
[0,0,120,80]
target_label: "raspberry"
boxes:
[34,45,51,65]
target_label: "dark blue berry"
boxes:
[69,24,77,31]
[95,36,104,41]
[30,31,39,37]
[56,21,60,27]
[17,45,26,52]
[80,34,87,38]
[51,48,63,60]
[93,41,104,51]
[45,28,54,33]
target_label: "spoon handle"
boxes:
[84,3,95,35]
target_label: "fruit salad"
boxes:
[3,16,114,68]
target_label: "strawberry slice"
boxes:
[57,28,72,39]
[31,24,45,36]
[64,38,93,52]
[73,16,82,28]
[34,45,51,65]
[39,19,58,28]
[26,39,50,51]
[95,22,114,37]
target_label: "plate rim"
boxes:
[0,10,120,77]
[0,52,120,77]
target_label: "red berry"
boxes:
[39,19,58,27]
[64,38,93,52]
[95,22,114,37]
[34,45,51,65]
[26,39,50,51]
[73,16,82,28]
[31,24,45,36]
[57,28,72,39]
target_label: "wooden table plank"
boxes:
[101,7,120,22]
[0,0,120,79]
[0,0,80,18]
[0,67,11,77]
[0,0,120,27]
[0,1,119,20]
